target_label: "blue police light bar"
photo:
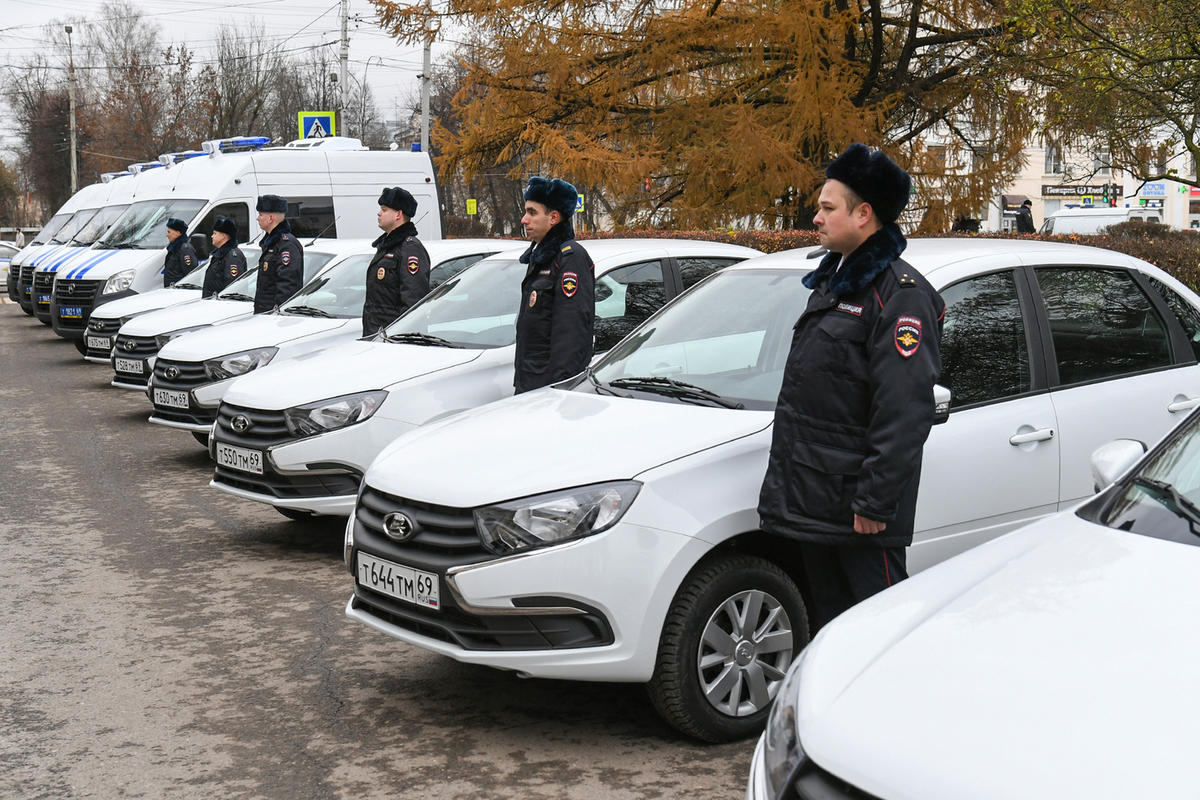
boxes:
[411,142,421,152]
[128,161,165,175]
[201,136,272,155]
[158,150,207,166]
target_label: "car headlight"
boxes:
[473,481,641,555]
[102,269,136,295]
[154,325,208,349]
[762,647,810,797]
[284,390,387,438]
[204,346,278,380]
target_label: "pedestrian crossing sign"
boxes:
[298,112,336,140]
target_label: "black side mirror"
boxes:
[190,233,211,258]
[933,384,951,424]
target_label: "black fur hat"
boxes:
[524,177,578,218]
[256,194,288,214]
[378,187,417,218]
[213,216,238,239]
[825,143,911,224]
[166,217,187,234]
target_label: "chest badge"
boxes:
[407,255,420,274]
[895,316,923,357]
[529,290,538,307]
[376,266,386,280]
[561,271,578,298]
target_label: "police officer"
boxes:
[202,216,247,298]
[253,195,303,314]
[162,217,197,287]
[362,187,430,336]
[1015,199,1036,233]
[513,177,594,394]
[758,143,945,633]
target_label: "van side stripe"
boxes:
[66,252,106,279]
[74,251,118,279]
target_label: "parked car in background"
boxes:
[208,238,761,519]
[747,411,1200,800]
[342,238,1200,742]
[0,240,18,291]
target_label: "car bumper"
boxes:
[746,734,770,800]
[209,479,357,516]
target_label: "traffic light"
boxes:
[1102,184,1109,204]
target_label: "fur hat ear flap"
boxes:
[524,177,579,218]
[825,143,911,224]
[256,195,288,214]
[378,187,417,218]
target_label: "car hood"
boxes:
[34,245,90,273]
[797,513,1200,799]
[156,314,355,362]
[59,248,160,280]
[366,389,772,508]
[119,298,253,336]
[223,338,484,410]
[90,289,201,320]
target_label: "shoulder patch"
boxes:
[280,250,291,266]
[561,245,572,253]
[561,271,579,297]
[407,255,419,275]
[895,315,923,357]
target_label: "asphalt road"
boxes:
[0,300,752,800]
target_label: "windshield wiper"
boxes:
[587,368,632,398]
[1131,477,1200,533]
[384,331,461,348]
[175,282,203,290]
[282,305,334,318]
[608,376,744,409]
[220,292,255,302]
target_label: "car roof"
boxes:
[472,237,763,267]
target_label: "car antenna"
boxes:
[306,217,341,247]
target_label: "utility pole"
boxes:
[420,35,431,153]
[338,0,349,137]
[65,25,77,194]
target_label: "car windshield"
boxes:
[216,265,260,300]
[280,253,372,318]
[97,199,206,250]
[586,268,812,410]
[50,208,101,244]
[173,260,210,290]
[382,257,524,348]
[31,213,73,246]
[1101,412,1200,547]
[69,204,131,245]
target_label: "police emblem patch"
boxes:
[407,255,419,275]
[230,266,237,276]
[377,266,386,280]
[529,290,538,307]
[895,315,922,357]
[281,251,291,266]
[561,271,578,297]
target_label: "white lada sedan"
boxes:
[145,239,506,444]
[107,239,363,390]
[207,238,762,519]
[342,239,1200,742]
[746,414,1200,800]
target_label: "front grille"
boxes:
[215,403,294,449]
[88,317,123,335]
[786,762,881,800]
[150,358,216,425]
[53,279,102,329]
[356,486,490,569]
[18,264,34,306]
[33,271,54,311]
[113,334,158,357]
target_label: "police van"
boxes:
[49,135,442,354]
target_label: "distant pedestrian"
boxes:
[163,217,198,287]
[253,195,304,313]
[362,187,430,337]
[1015,199,1036,233]
[203,216,247,298]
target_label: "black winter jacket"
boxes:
[513,221,594,393]
[163,237,198,287]
[362,222,430,336]
[254,220,304,313]
[758,224,945,548]
[202,242,247,297]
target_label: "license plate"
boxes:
[215,442,263,474]
[357,552,440,610]
[59,305,82,318]
[115,357,144,375]
[87,335,112,350]
[153,388,189,409]
[37,294,51,303]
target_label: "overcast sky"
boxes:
[0,0,456,160]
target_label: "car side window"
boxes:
[678,257,742,291]
[1146,276,1200,362]
[593,260,666,352]
[1035,267,1172,385]
[939,270,1031,408]
[431,254,491,288]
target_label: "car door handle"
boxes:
[1009,427,1054,445]
[1167,395,1200,414]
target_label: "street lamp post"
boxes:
[65,25,77,194]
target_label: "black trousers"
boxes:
[796,542,907,633]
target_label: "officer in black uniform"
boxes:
[513,177,594,394]
[362,187,430,336]
[759,143,945,633]
[162,217,198,287]
[202,216,247,298]
[253,195,304,314]
[1015,199,1036,233]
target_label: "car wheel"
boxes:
[275,507,314,521]
[191,432,210,447]
[647,554,808,743]
[72,338,88,355]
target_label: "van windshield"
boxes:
[98,199,206,250]
[31,214,73,246]
[50,208,101,244]
[69,205,131,246]
[382,257,524,348]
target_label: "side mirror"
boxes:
[190,232,211,258]
[1090,439,1147,492]
[932,384,951,425]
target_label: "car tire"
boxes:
[275,507,314,522]
[191,432,210,447]
[72,338,88,355]
[647,553,808,743]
